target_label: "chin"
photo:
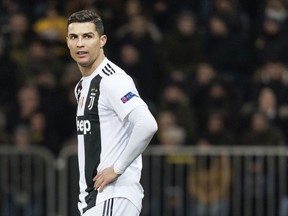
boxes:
[73,56,87,64]
[78,61,91,67]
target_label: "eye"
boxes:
[69,35,77,40]
[84,35,92,39]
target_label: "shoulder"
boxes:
[100,59,126,78]
[100,60,133,86]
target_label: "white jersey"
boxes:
[75,58,147,215]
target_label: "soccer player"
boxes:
[66,10,158,216]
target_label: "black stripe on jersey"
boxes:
[107,63,115,73]
[102,199,114,216]
[102,68,110,76]
[102,63,116,76]
[82,74,102,214]
[109,198,114,216]
[102,200,107,216]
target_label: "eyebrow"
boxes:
[68,32,95,37]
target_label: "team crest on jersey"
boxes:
[87,88,98,110]
[121,92,138,103]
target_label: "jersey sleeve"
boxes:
[102,74,147,121]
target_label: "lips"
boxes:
[76,51,88,56]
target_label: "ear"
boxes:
[100,35,107,48]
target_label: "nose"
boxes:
[76,38,84,47]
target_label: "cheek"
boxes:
[67,43,76,55]
[67,43,74,54]
[91,44,101,56]
[67,40,72,49]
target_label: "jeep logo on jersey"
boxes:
[77,118,91,135]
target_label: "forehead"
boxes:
[67,22,97,35]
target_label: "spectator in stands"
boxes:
[27,59,64,151]
[20,38,64,84]
[188,62,218,133]
[253,1,288,65]
[212,0,250,37]
[13,124,31,148]
[245,61,288,105]
[115,12,162,44]
[114,12,162,96]
[194,78,239,133]
[33,6,68,59]
[115,43,161,109]
[115,13,161,72]
[122,0,144,20]
[155,108,189,216]
[160,10,206,82]
[242,111,285,146]
[29,111,59,154]
[5,82,61,153]
[154,109,187,146]
[148,0,174,34]
[206,12,251,84]
[2,12,35,68]
[29,112,46,146]
[0,0,19,25]
[198,111,236,146]
[158,123,186,148]
[187,138,231,216]
[5,84,40,137]
[264,0,288,25]
[115,9,162,45]
[157,81,197,144]
[241,111,285,215]
[113,0,150,29]
[240,87,288,141]
[33,6,67,43]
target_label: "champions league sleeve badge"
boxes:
[121,92,138,103]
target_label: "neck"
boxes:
[79,53,106,77]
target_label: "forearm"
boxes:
[113,106,158,174]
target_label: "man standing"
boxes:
[66,10,158,216]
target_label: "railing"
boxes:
[1,145,288,216]
[57,144,78,216]
[141,146,288,216]
[0,145,56,216]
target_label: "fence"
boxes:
[0,145,56,216]
[141,146,288,216]
[1,145,288,216]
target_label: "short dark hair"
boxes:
[67,10,104,35]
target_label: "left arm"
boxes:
[93,106,158,192]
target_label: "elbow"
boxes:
[152,119,158,135]
[146,117,158,137]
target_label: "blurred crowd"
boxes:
[1,0,288,155]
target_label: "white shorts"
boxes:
[83,197,140,216]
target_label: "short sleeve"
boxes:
[102,74,147,121]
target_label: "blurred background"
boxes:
[1,0,288,215]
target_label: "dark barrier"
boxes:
[1,145,288,216]
[0,146,56,216]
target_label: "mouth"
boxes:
[76,51,88,57]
